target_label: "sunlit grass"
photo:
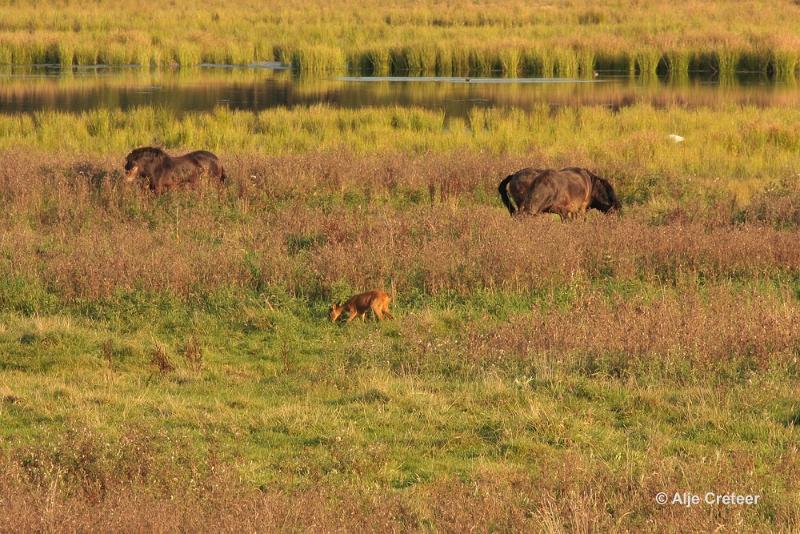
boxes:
[0,104,798,195]
[1,278,799,529]
[0,0,799,78]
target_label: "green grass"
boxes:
[1,281,799,529]
[0,0,799,78]
[0,103,800,204]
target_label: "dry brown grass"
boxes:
[182,336,203,372]
[2,431,797,533]
[461,287,800,373]
[149,343,175,373]
[0,151,798,303]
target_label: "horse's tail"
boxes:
[498,174,516,215]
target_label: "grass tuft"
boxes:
[150,343,175,373]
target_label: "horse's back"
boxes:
[522,169,561,211]
[523,168,591,215]
[176,150,224,178]
[181,150,220,164]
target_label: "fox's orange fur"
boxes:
[330,290,394,323]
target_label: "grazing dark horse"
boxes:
[123,147,227,193]
[498,167,621,220]
[498,167,544,216]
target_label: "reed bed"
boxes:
[0,0,799,78]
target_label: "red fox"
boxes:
[329,290,394,323]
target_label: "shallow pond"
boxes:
[0,65,796,118]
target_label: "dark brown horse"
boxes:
[498,167,621,220]
[123,147,227,193]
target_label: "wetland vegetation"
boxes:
[1,2,799,531]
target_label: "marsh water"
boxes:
[0,65,796,118]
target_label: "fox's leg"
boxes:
[371,303,384,320]
[346,311,357,323]
[382,307,394,320]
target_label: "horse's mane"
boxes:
[129,146,167,158]
[586,169,605,186]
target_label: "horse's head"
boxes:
[590,174,622,214]
[124,147,166,182]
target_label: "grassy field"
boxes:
[1,103,800,205]
[0,0,800,77]
[0,99,799,531]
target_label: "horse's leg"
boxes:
[518,199,538,217]
[212,161,226,186]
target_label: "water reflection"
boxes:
[0,65,796,118]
